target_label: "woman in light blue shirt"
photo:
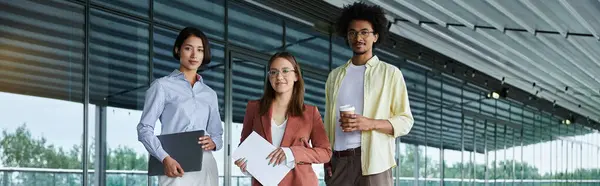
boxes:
[137,27,223,186]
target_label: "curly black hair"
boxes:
[336,2,388,46]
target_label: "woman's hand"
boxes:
[234,158,248,172]
[163,156,184,177]
[198,136,216,150]
[266,148,286,166]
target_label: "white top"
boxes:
[334,62,366,151]
[271,119,287,147]
[271,119,295,169]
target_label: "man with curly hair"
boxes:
[323,2,414,185]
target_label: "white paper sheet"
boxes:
[232,131,291,186]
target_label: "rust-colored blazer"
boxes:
[240,100,332,186]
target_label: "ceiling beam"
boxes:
[452,0,504,31]
[535,35,600,103]
[413,1,580,102]
[559,0,600,40]
[507,33,600,114]
[421,0,474,29]
[484,0,600,114]
[521,0,567,37]
[440,0,600,127]
[386,0,600,129]
[370,0,419,24]
[522,0,600,105]
[566,38,600,83]
[487,0,535,34]
[394,0,445,26]
[523,0,600,81]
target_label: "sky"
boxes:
[1,91,599,177]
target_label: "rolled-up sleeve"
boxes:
[388,69,414,138]
[137,81,169,162]
[207,93,224,151]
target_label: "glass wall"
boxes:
[0,0,85,185]
[1,1,600,186]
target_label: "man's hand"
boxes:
[162,156,184,177]
[198,136,216,150]
[340,114,375,132]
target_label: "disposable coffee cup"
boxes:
[339,105,355,116]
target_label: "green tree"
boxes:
[107,145,147,170]
[0,124,80,169]
[1,124,150,185]
[398,145,440,178]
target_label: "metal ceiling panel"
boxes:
[538,34,600,89]
[394,0,459,26]
[452,0,520,30]
[559,0,600,39]
[487,0,552,33]
[568,37,600,72]
[361,0,600,122]
[527,0,589,34]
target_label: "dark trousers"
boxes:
[324,149,392,186]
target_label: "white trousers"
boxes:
[158,151,219,186]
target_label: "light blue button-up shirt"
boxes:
[137,69,224,162]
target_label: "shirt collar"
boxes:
[343,55,380,69]
[169,69,202,82]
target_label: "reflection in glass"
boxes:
[228,2,281,54]
[154,0,225,40]
[0,0,84,185]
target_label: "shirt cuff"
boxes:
[282,147,295,169]
[211,136,222,151]
[156,148,169,163]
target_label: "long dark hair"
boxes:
[258,52,305,117]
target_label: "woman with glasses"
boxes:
[234,52,332,185]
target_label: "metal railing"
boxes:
[1,167,600,186]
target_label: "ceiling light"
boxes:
[487,92,500,99]
[486,87,508,99]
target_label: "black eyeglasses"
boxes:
[347,30,374,39]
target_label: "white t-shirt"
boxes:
[334,62,366,151]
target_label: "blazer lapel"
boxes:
[281,112,302,147]
[260,107,273,143]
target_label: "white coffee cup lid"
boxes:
[339,105,355,111]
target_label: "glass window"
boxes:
[154,0,224,40]
[0,0,84,185]
[462,117,475,185]
[331,37,352,68]
[90,7,150,184]
[285,21,330,71]
[90,8,149,109]
[152,26,179,79]
[230,54,268,185]
[228,2,282,54]
[303,72,327,119]
[92,0,149,18]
